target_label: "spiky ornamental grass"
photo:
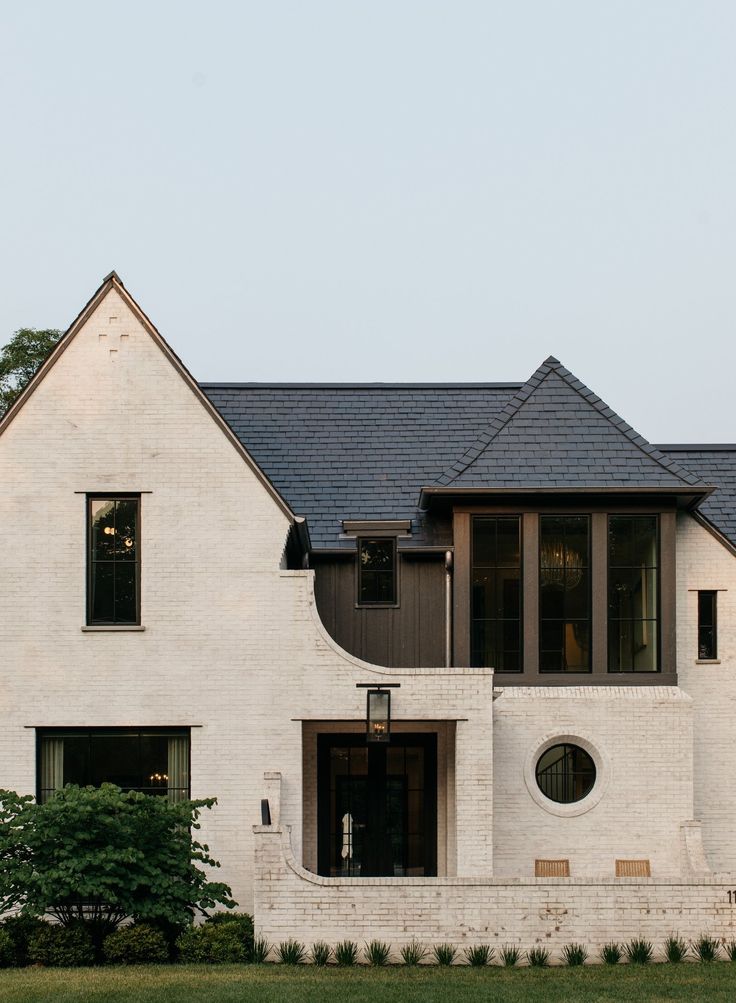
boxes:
[600,942,622,965]
[364,940,391,966]
[561,943,588,967]
[693,935,720,962]
[526,946,550,967]
[334,940,358,966]
[463,944,494,967]
[276,939,306,965]
[499,944,521,967]
[725,940,736,961]
[400,940,428,966]
[624,939,653,964]
[251,936,271,964]
[663,936,688,963]
[432,943,457,966]
[310,941,332,966]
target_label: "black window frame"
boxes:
[538,514,591,674]
[86,494,141,626]
[470,515,523,672]
[535,742,596,804]
[356,537,398,607]
[607,514,660,673]
[36,727,190,804]
[697,590,718,660]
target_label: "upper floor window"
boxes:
[471,516,521,672]
[539,515,590,673]
[38,728,190,804]
[87,496,140,625]
[358,538,396,605]
[608,515,659,672]
[698,590,717,660]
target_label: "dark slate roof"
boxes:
[200,383,520,548]
[436,357,705,490]
[200,366,733,552]
[656,446,736,548]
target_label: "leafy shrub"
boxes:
[252,936,271,963]
[204,912,253,960]
[176,923,248,964]
[334,940,358,966]
[500,944,521,967]
[400,940,428,965]
[663,935,688,963]
[693,935,719,962]
[0,916,50,967]
[625,938,653,964]
[561,943,587,966]
[102,924,169,964]
[464,944,494,966]
[600,942,622,965]
[364,940,391,966]
[311,941,331,966]
[276,939,306,965]
[526,946,550,967]
[432,943,457,966]
[725,940,736,961]
[0,930,15,968]
[28,924,95,967]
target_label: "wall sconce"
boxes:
[357,683,400,743]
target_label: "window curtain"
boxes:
[40,738,64,802]
[167,736,189,803]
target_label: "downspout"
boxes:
[444,550,453,667]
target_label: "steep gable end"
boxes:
[436,357,706,490]
[0,273,295,522]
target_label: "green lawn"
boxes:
[1,964,736,1003]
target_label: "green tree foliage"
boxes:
[0,327,62,417]
[0,785,236,941]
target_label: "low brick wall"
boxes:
[254,825,736,956]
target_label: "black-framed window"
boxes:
[87,496,140,625]
[358,538,396,605]
[608,515,659,672]
[37,728,190,804]
[539,515,590,673]
[698,591,717,660]
[471,516,521,672]
[535,743,596,804]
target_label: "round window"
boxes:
[535,743,596,804]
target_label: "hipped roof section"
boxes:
[429,356,709,495]
[0,272,296,523]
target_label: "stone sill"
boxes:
[695,659,721,665]
[81,625,146,633]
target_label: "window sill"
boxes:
[81,625,146,632]
[695,658,720,665]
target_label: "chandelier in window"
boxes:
[540,540,583,590]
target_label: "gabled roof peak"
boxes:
[101,270,124,285]
[434,356,707,492]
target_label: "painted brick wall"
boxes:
[676,514,736,871]
[0,285,493,909]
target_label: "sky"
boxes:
[1,2,734,441]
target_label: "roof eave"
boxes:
[418,484,715,511]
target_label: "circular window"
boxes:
[535,743,596,804]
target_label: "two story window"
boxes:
[470,512,662,674]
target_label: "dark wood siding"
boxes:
[314,554,446,668]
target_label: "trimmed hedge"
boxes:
[28,924,95,967]
[0,916,50,967]
[103,924,169,965]
[176,923,249,964]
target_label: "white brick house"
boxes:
[2,272,735,950]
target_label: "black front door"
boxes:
[317,734,437,877]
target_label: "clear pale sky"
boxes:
[1,2,734,441]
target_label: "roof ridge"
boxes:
[435,357,706,488]
[199,381,525,390]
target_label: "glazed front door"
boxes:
[317,734,437,877]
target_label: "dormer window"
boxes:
[358,538,396,606]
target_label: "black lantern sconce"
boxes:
[357,683,400,743]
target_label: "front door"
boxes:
[317,734,437,877]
